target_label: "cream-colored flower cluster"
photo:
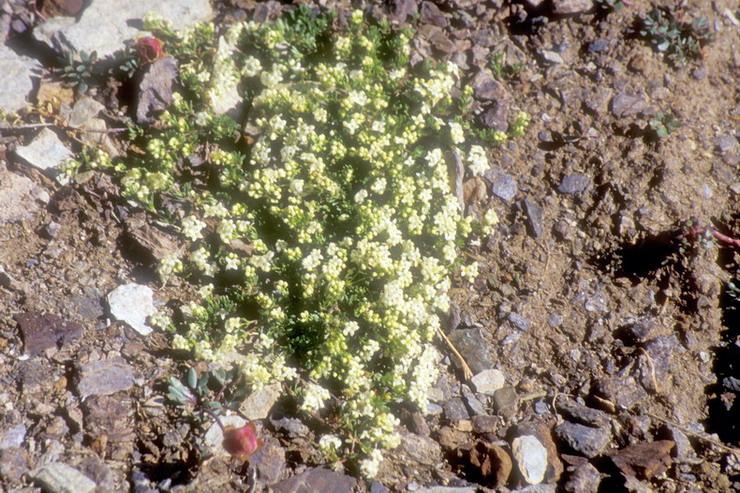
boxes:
[79,8,529,477]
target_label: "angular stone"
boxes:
[555,422,611,458]
[611,93,648,118]
[490,173,518,202]
[68,96,104,127]
[0,45,41,113]
[33,0,213,59]
[443,398,471,422]
[556,398,610,427]
[107,283,156,336]
[15,312,84,357]
[512,435,548,485]
[610,440,674,480]
[493,386,519,417]
[562,461,602,493]
[76,356,134,399]
[240,383,281,420]
[471,369,505,395]
[508,312,532,331]
[0,424,26,450]
[420,1,448,27]
[468,441,512,487]
[447,328,494,374]
[0,172,42,225]
[248,440,285,485]
[557,173,590,194]
[0,447,29,482]
[551,0,593,15]
[14,128,72,172]
[596,375,647,410]
[28,462,96,493]
[522,198,544,238]
[273,467,356,493]
[83,393,135,458]
[401,432,443,466]
[136,56,178,123]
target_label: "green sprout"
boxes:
[59,50,98,94]
[639,7,714,65]
[649,112,681,139]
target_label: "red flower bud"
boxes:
[137,37,164,63]
[222,423,264,458]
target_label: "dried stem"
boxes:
[437,327,473,381]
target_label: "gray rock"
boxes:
[540,50,564,65]
[472,414,499,434]
[0,424,26,450]
[240,383,281,420]
[611,93,648,118]
[15,311,85,356]
[522,198,544,238]
[716,135,738,153]
[588,39,608,53]
[68,96,105,128]
[493,386,519,417]
[547,314,563,327]
[270,417,310,438]
[370,481,390,493]
[248,440,285,485]
[462,386,486,416]
[512,435,548,485]
[557,173,590,194]
[490,173,518,202]
[665,425,695,462]
[551,0,593,15]
[107,283,156,336]
[76,356,134,399]
[416,487,477,493]
[512,486,557,493]
[420,1,448,27]
[14,128,72,172]
[443,398,470,422]
[0,45,41,113]
[28,462,97,493]
[508,312,532,331]
[273,467,355,493]
[77,456,116,492]
[723,376,740,392]
[136,56,178,123]
[554,422,610,458]
[401,433,443,466]
[471,369,505,395]
[562,461,602,493]
[556,398,610,427]
[584,293,608,312]
[596,375,647,410]
[33,0,213,59]
[0,447,30,482]
[0,172,42,225]
[447,328,494,374]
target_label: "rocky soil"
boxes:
[0,0,739,492]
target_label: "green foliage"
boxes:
[640,7,714,65]
[649,112,681,139]
[58,50,98,94]
[489,51,523,80]
[167,366,248,414]
[595,0,625,14]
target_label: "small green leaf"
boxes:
[187,367,198,388]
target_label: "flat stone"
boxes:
[508,312,532,331]
[512,435,548,485]
[493,386,519,418]
[522,198,544,238]
[490,173,518,202]
[28,462,96,493]
[611,93,648,118]
[471,369,505,395]
[448,328,494,374]
[462,386,486,416]
[269,417,310,439]
[248,440,285,485]
[401,433,443,466]
[33,0,213,59]
[68,96,104,128]
[716,135,738,153]
[83,393,135,457]
[557,173,590,194]
[107,283,156,335]
[0,45,41,113]
[554,422,611,458]
[0,424,26,450]
[443,397,471,422]
[664,426,695,462]
[540,50,564,64]
[551,0,593,15]
[15,312,84,357]
[420,1,448,27]
[588,39,608,53]
[76,356,134,399]
[240,383,281,420]
[556,398,610,427]
[136,56,178,123]
[0,447,30,482]
[562,461,602,493]
[76,456,116,492]
[0,172,42,225]
[14,128,72,172]
[273,467,356,493]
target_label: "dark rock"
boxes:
[588,39,608,53]
[691,68,706,80]
[610,440,674,480]
[480,102,510,132]
[555,422,611,458]
[273,467,356,493]
[15,312,85,356]
[71,288,105,320]
[472,415,499,434]
[493,386,519,418]
[443,398,471,422]
[556,398,610,427]
[83,393,135,459]
[557,174,590,194]
[595,375,647,410]
[18,360,50,395]
[611,93,648,118]
[386,0,416,24]
[639,335,680,388]
[468,441,512,487]
[0,447,29,482]
[76,356,134,399]
[124,214,181,262]
[508,312,532,331]
[522,198,544,238]
[435,426,470,449]
[248,440,286,485]
[471,70,506,102]
[490,173,518,202]
[136,56,177,124]
[617,321,657,345]
[448,329,495,374]
[664,426,695,462]
[562,461,602,493]
[462,387,486,416]
[370,481,390,493]
[420,1,447,27]
[723,376,740,392]
[270,417,310,438]
[401,433,443,466]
